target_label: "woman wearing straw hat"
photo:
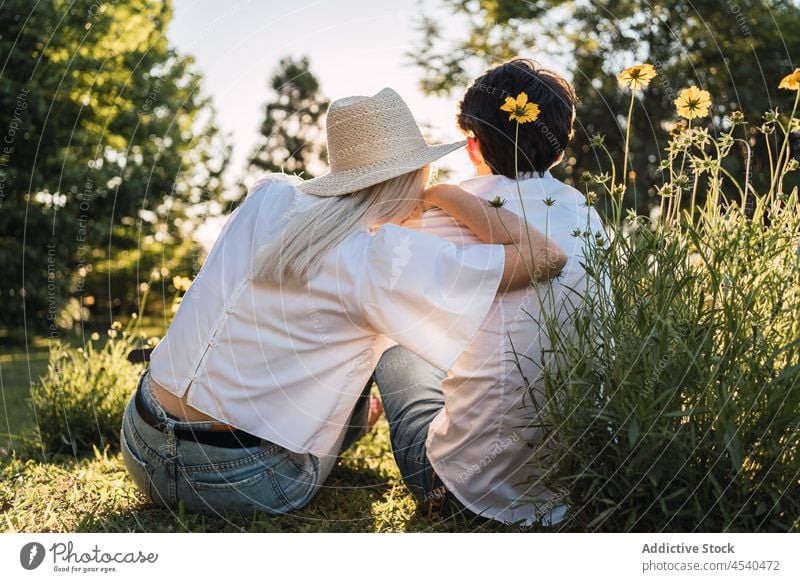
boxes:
[120,88,567,517]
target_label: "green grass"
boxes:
[0,422,519,533]
[0,331,524,532]
[0,313,163,454]
[0,344,49,453]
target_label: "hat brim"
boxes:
[296,140,466,196]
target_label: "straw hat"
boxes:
[297,88,465,196]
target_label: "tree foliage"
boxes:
[412,0,800,215]
[0,0,229,339]
[248,56,329,181]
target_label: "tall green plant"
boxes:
[524,70,800,532]
[29,327,144,459]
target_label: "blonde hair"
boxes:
[257,166,430,284]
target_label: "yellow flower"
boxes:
[500,92,540,124]
[617,64,657,90]
[675,86,712,120]
[172,275,192,292]
[779,68,800,91]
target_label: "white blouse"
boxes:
[149,174,505,458]
[408,172,609,525]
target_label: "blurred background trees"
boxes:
[2,0,798,342]
[0,0,336,342]
[411,0,800,217]
[0,0,229,340]
[247,55,329,182]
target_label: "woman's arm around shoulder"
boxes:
[423,183,568,292]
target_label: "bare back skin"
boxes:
[150,379,218,422]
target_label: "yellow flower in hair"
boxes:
[617,64,657,90]
[675,86,712,120]
[500,92,540,124]
[779,68,800,91]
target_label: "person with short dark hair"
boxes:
[457,58,577,178]
[374,59,608,526]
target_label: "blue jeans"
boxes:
[374,346,479,521]
[120,371,370,517]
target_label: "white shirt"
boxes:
[149,174,505,459]
[408,172,608,524]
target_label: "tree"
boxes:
[0,0,229,339]
[411,0,800,216]
[247,56,329,181]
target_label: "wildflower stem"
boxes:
[765,131,775,190]
[689,170,700,225]
[678,120,692,177]
[615,92,637,228]
[135,286,150,341]
[659,153,673,223]
[769,91,800,197]
[600,144,617,188]
[776,91,800,195]
[737,127,753,217]
[718,164,744,200]
[709,139,744,217]
[622,92,636,188]
[514,121,536,276]
[670,119,693,224]
[659,191,667,225]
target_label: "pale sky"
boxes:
[167,0,477,188]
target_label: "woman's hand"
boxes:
[400,183,455,226]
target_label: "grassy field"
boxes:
[0,345,49,453]
[1,424,520,533]
[0,347,519,533]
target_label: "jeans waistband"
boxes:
[135,371,265,448]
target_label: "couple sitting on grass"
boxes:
[121,58,606,527]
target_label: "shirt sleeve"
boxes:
[359,224,505,371]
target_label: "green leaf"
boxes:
[628,417,640,448]
[723,425,743,470]
[662,407,707,417]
